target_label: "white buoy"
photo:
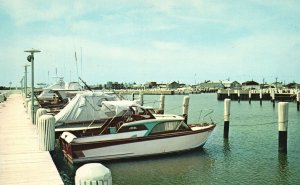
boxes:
[278,102,288,153]
[158,95,165,114]
[182,96,190,123]
[37,114,55,151]
[35,108,47,125]
[75,163,112,185]
[224,99,231,138]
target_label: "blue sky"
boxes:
[0,0,300,87]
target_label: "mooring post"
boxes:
[37,115,55,151]
[75,163,112,185]
[248,90,252,104]
[278,102,288,153]
[139,92,144,106]
[238,90,240,103]
[272,91,275,108]
[227,89,230,99]
[182,96,190,124]
[259,89,263,106]
[158,95,165,114]
[297,92,300,111]
[132,93,135,101]
[224,99,231,139]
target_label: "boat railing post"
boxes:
[278,102,288,153]
[224,99,231,139]
[182,96,190,124]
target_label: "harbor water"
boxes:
[51,93,300,185]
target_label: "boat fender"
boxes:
[61,132,77,143]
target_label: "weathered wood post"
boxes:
[224,99,231,139]
[158,95,165,114]
[139,92,144,106]
[259,89,263,106]
[227,89,230,99]
[35,108,47,125]
[297,92,300,111]
[238,90,240,103]
[75,163,112,185]
[272,91,275,108]
[182,96,190,124]
[132,93,135,101]
[278,102,288,153]
[37,115,55,151]
[248,90,252,104]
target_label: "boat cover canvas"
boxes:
[55,91,119,126]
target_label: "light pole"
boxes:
[24,64,30,97]
[24,48,41,124]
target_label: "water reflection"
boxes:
[277,153,290,184]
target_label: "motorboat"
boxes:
[59,102,216,163]
[54,93,140,137]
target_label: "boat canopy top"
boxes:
[55,91,121,126]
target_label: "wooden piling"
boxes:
[158,95,165,114]
[75,163,112,185]
[259,90,263,106]
[182,96,190,123]
[278,102,288,153]
[238,90,240,103]
[271,91,275,108]
[139,93,144,106]
[248,90,252,104]
[227,89,230,99]
[297,92,300,111]
[37,115,55,151]
[224,99,231,139]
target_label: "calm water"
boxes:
[51,93,300,185]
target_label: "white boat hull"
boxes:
[71,129,213,163]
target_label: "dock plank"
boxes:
[0,94,63,185]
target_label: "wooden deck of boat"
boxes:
[0,94,63,185]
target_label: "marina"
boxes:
[1,1,300,185]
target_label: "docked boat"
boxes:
[60,102,216,163]
[54,93,140,137]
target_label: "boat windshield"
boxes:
[150,120,190,134]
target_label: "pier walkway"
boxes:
[0,94,63,185]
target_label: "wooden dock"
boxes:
[0,93,63,185]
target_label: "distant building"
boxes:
[167,81,185,89]
[198,81,224,89]
[241,80,260,90]
[105,81,124,89]
[222,80,241,89]
[145,82,157,89]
